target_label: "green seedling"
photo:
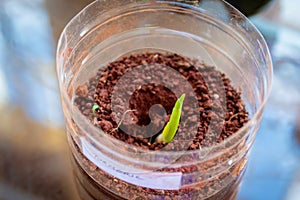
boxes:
[156,94,185,144]
[92,104,99,115]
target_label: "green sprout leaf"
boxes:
[156,94,185,144]
[92,104,99,114]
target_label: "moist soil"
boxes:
[75,52,249,150]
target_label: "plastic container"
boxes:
[56,0,272,199]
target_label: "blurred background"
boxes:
[0,0,299,199]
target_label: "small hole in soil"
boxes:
[129,83,177,126]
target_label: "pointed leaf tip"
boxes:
[179,94,185,104]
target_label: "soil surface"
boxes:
[74,52,249,151]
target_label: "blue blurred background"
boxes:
[0,0,299,199]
